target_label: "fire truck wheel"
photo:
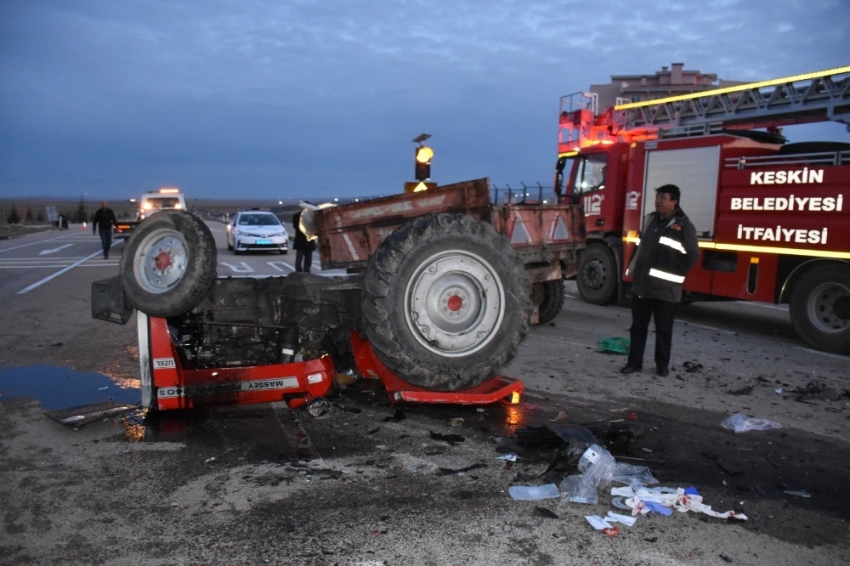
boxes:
[790,264,850,355]
[121,210,217,318]
[533,280,566,325]
[362,213,532,391]
[577,244,617,305]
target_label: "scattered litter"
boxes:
[793,380,842,402]
[627,413,638,420]
[555,411,567,422]
[644,537,658,543]
[448,417,465,428]
[585,515,614,530]
[44,401,139,427]
[721,413,782,433]
[612,485,748,520]
[535,507,559,519]
[775,388,783,394]
[719,554,733,563]
[496,454,518,462]
[784,490,811,498]
[597,336,629,354]
[643,501,673,516]
[602,526,619,537]
[430,431,465,444]
[439,463,487,476]
[509,483,560,501]
[605,511,637,527]
[683,361,703,373]
[728,386,753,396]
[204,457,216,464]
[367,427,381,435]
[98,386,109,391]
[560,445,658,505]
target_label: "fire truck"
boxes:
[554,65,850,354]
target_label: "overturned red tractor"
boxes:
[93,179,584,412]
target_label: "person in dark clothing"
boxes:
[92,201,118,259]
[620,184,699,377]
[292,209,316,273]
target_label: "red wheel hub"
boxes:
[447,295,463,311]
[155,251,172,271]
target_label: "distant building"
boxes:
[590,62,745,109]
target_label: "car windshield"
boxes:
[238,213,280,227]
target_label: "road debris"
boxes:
[721,413,782,433]
[509,483,560,500]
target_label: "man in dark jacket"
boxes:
[92,201,118,259]
[621,184,699,377]
[292,209,316,273]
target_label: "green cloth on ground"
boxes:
[597,336,630,354]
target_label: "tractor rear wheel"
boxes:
[362,213,532,391]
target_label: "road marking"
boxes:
[38,244,75,255]
[16,250,105,295]
[268,261,294,272]
[0,232,77,253]
[220,261,255,273]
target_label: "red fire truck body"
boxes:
[556,66,850,354]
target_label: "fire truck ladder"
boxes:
[613,65,850,137]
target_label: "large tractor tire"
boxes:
[577,244,618,305]
[362,213,532,391]
[789,264,850,355]
[532,280,566,325]
[120,210,217,318]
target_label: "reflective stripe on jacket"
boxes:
[626,207,699,302]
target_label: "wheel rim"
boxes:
[805,281,850,334]
[405,250,505,357]
[133,228,189,294]
[582,258,607,289]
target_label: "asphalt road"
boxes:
[1,224,848,566]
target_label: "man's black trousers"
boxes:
[627,296,677,369]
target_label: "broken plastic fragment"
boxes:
[509,483,560,501]
[586,516,613,531]
[721,413,782,433]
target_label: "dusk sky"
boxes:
[1,0,848,202]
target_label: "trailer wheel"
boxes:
[121,210,217,318]
[790,264,850,355]
[532,280,566,325]
[362,213,532,391]
[577,245,617,305]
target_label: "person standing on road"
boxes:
[92,201,118,260]
[293,208,316,273]
[620,184,699,377]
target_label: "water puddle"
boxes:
[0,364,140,411]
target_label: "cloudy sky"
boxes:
[1,0,848,201]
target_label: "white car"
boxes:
[227,210,289,255]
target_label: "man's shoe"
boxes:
[656,366,669,377]
[620,363,642,374]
